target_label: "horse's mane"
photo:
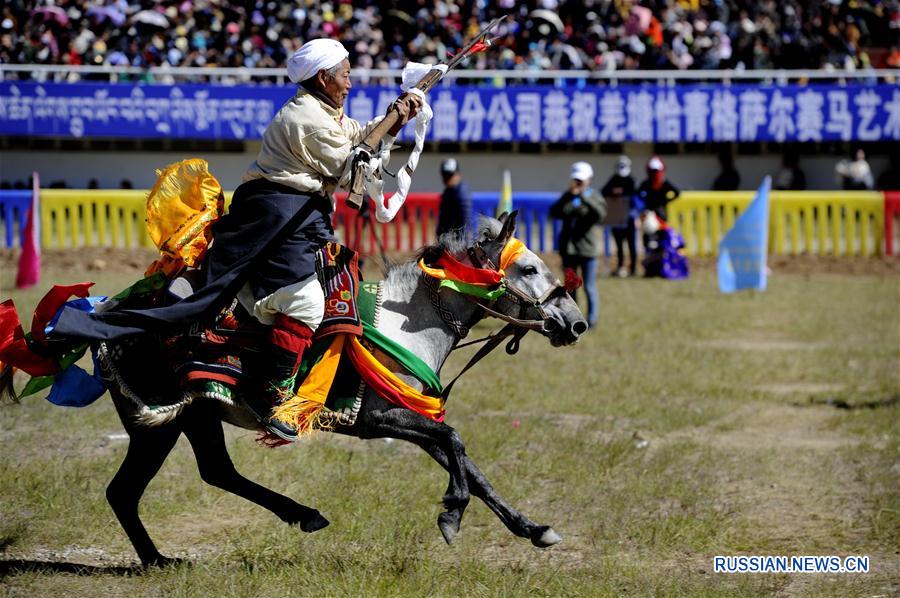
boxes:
[383,216,502,293]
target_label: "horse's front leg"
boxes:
[421,443,562,548]
[180,403,329,532]
[359,407,470,544]
[106,412,182,567]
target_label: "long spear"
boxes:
[346,15,508,209]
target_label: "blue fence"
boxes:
[0,190,31,248]
[3,81,898,143]
[471,192,616,256]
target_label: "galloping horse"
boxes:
[73,212,587,566]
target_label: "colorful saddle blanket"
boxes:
[169,242,368,391]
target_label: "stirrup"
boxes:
[242,393,298,441]
[263,417,298,442]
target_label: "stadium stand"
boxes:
[2,0,898,79]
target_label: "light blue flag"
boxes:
[718,176,771,293]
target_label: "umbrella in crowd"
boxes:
[529,9,564,35]
[31,6,69,27]
[86,5,126,27]
[132,9,169,29]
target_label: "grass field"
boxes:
[0,248,898,597]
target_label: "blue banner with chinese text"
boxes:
[2,81,898,143]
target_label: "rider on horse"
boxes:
[220,39,421,439]
[48,38,422,439]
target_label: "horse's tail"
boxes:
[0,362,19,404]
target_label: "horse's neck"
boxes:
[375,267,480,386]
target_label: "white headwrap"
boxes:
[287,39,349,84]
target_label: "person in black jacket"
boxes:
[636,155,680,221]
[601,155,637,277]
[550,161,607,329]
[436,158,473,240]
[712,149,741,191]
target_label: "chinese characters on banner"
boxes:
[2,82,898,143]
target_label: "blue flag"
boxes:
[718,176,771,293]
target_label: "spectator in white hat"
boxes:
[549,161,607,329]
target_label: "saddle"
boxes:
[166,242,378,425]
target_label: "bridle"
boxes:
[463,240,568,333]
[425,236,568,400]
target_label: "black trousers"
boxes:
[611,221,637,273]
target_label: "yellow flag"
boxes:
[496,169,512,217]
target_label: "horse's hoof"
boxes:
[300,511,330,533]
[143,555,188,569]
[438,512,460,545]
[530,526,562,548]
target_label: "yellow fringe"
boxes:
[271,396,335,436]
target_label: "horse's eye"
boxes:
[522,265,539,276]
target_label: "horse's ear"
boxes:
[498,210,518,243]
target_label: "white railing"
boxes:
[1,63,897,86]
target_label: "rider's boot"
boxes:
[244,314,314,441]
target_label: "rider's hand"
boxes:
[390,93,423,126]
[387,93,423,135]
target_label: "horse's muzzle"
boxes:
[543,312,587,346]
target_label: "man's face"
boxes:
[570,178,589,194]
[321,59,352,108]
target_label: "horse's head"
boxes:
[476,212,588,346]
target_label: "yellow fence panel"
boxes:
[668,192,755,257]
[769,191,883,256]
[38,189,885,257]
[669,191,884,257]
[41,190,153,249]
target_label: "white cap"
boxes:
[647,156,664,171]
[440,158,459,174]
[641,211,660,235]
[287,38,349,84]
[570,161,594,181]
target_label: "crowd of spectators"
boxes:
[1,0,898,77]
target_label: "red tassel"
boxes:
[564,268,583,293]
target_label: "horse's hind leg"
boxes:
[106,420,182,567]
[180,403,329,532]
[422,444,562,548]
